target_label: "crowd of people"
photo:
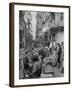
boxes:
[19,41,64,79]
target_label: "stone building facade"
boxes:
[36,12,64,45]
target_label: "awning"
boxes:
[50,26,64,34]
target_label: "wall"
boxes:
[0,0,72,90]
[54,31,64,43]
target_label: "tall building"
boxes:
[19,11,33,49]
[36,12,64,45]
